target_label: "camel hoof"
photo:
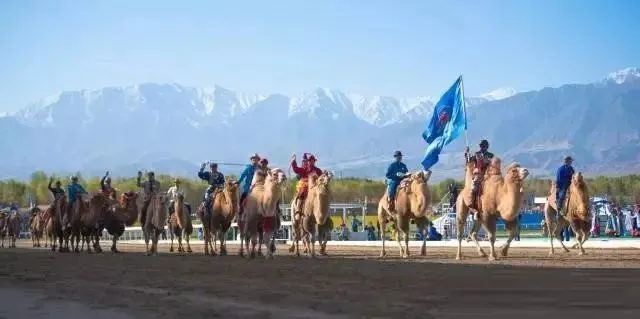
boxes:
[500,249,508,257]
[250,252,256,259]
[220,250,226,256]
[288,246,295,253]
[74,248,80,253]
[239,251,245,258]
[169,247,174,252]
[578,251,585,256]
[187,248,193,254]
[379,251,386,258]
[455,255,462,261]
[563,248,570,253]
[488,255,497,261]
[257,250,263,257]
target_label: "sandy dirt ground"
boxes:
[1,240,640,319]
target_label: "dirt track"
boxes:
[1,241,640,318]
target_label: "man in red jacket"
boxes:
[291,153,323,215]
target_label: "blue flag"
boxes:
[421,76,467,170]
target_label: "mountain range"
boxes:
[1,67,639,182]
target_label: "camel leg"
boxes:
[178,230,184,253]
[186,229,193,254]
[551,218,571,254]
[398,217,410,259]
[569,221,586,256]
[219,229,227,256]
[169,227,175,253]
[94,230,103,253]
[264,229,274,259]
[238,229,245,258]
[111,236,120,253]
[257,227,264,257]
[250,231,258,259]
[211,229,219,256]
[416,218,428,256]
[482,216,498,261]
[500,220,519,257]
[378,205,388,258]
[84,233,93,254]
[288,217,298,253]
[455,200,469,260]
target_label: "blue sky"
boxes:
[1,0,639,112]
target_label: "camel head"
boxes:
[90,192,107,206]
[405,170,431,215]
[504,162,529,188]
[570,171,590,219]
[266,168,287,186]
[224,178,240,197]
[119,191,138,207]
[315,171,333,195]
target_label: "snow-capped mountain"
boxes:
[1,67,639,180]
[480,87,517,101]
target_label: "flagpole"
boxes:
[460,75,470,160]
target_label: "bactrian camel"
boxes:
[377,170,433,259]
[198,179,239,256]
[169,193,194,254]
[456,158,529,261]
[143,194,168,256]
[300,171,334,258]
[544,172,591,256]
[240,168,286,259]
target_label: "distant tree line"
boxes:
[1,171,639,208]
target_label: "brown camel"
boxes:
[102,191,139,253]
[6,210,21,248]
[544,172,591,256]
[239,169,273,258]
[52,196,71,252]
[169,193,194,254]
[143,194,168,256]
[202,180,238,256]
[69,194,90,253]
[0,213,7,248]
[79,193,109,254]
[288,196,305,256]
[29,208,44,248]
[456,158,529,261]
[40,208,52,248]
[300,171,334,258]
[377,170,433,258]
[43,204,60,252]
[257,168,286,259]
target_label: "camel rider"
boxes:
[100,171,117,200]
[385,151,409,213]
[66,175,88,217]
[237,153,261,217]
[465,139,495,212]
[198,162,225,218]
[137,171,161,221]
[47,177,65,201]
[291,153,323,215]
[167,178,191,216]
[100,171,118,210]
[556,156,575,216]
